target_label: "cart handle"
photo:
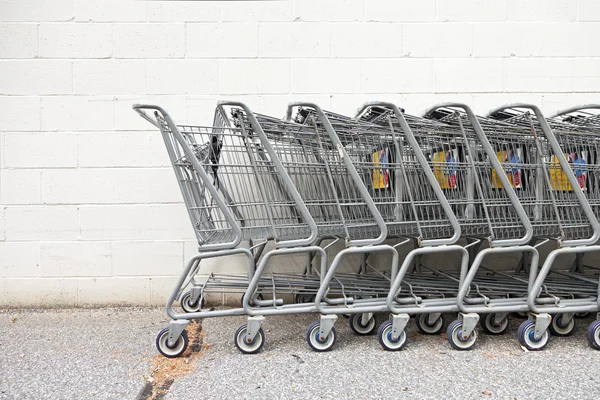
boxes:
[285,101,388,247]
[132,103,244,251]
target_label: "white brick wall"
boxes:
[1,0,599,307]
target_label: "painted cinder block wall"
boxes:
[1,0,600,306]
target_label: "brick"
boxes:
[330,94,382,116]
[40,242,112,277]
[259,22,329,58]
[223,0,293,21]
[147,1,220,22]
[187,23,258,58]
[331,23,402,58]
[5,206,78,240]
[219,59,289,95]
[362,58,433,93]
[74,0,147,22]
[41,96,115,132]
[4,278,78,307]
[0,242,39,277]
[403,23,472,58]
[113,168,182,204]
[0,0,73,21]
[150,204,196,240]
[366,0,435,21]
[290,59,360,94]
[507,0,576,22]
[78,132,154,168]
[259,94,331,117]
[0,23,37,58]
[437,0,506,22]
[473,23,593,58]
[79,205,151,240]
[0,60,72,95]
[5,133,77,168]
[573,59,600,92]
[150,276,180,306]
[0,206,4,240]
[77,277,150,306]
[0,170,41,204]
[294,0,363,22]
[434,58,503,93]
[114,95,186,131]
[39,23,111,59]
[112,241,183,276]
[0,96,40,131]
[579,0,600,21]
[504,58,573,92]
[113,23,185,59]
[42,169,116,204]
[147,60,218,95]
[73,60,145,95]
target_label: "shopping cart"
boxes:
[546,104,600,349]
[484,104,600,350]
[286,102,468,350]
[224,101,401,352]
[133,102,349,356]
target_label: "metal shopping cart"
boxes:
[134,102,401,355]
[545,104,600,349]
[483,104,600,350]
[290,102,466,351]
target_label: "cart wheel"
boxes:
[517,320,550,351]
[481,313,509,335]
[586,320,600,350]
[294,293,315,304]
[377,320,407,351]
[549,314,576,337]
[415,313,444,335]
[156,328,188,358]
[180,291,204,313]
[349,313,376,336]
[234,324,265,354]
[447,320,477,351]
[575,312,590,319]
[306,321,336,352]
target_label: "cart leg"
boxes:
[459,313,480,340]
[167,320,190,348]
[391,314,410,341]
[245,315,265,341]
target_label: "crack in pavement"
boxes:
[136,321,205,400]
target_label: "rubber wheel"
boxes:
[234,324,265,354]
[517,320,550,351]
[294,293,316,304]
[586,320,600,350]
[377,320,407,351]
[549,314,576,337]
[180,291,204,313]
[416,313,444,335]
[156,328,189,358]
[349,313,377,336]
[447,320,477,351]
[481,313,509,335]
[306,321,336,352]
[575,312,590,319]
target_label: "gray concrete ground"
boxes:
[1,308,599,399]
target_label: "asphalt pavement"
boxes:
[1,308,599,399]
